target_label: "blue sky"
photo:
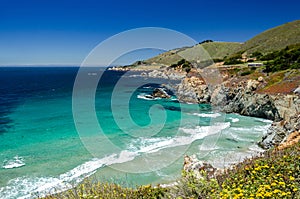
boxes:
[0,0,299,65]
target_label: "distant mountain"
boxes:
[239,20,300,54]
[132,20,300,68]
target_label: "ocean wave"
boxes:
[2,156,25,169]
[0,122,230,198]
[228,117,239,123]
[255,118,273,123]
[137,93,158,100]
[0,153,138,199]
[190,112,222,118]
[180,122,230,135]
[231,122,271,133]
[127,122,230,154]
[137,93,177,101]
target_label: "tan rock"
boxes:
[277,131,300,150]
[258,76,264,82]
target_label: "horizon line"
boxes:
[0,64,119,67]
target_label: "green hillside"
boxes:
[143,49,183,66]
[240,20,300,54]
[201,42,242,59]
[131,20,300,68]
[142,42,241,66]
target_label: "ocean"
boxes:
[0,67,272,198]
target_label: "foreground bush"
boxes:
[43,181,167,199]
[217,143,300,199]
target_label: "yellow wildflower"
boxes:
[281,192,287,196]
[265,192,272,197]
[293,188,298,192]
[273,189,281,194]
[278,181,285,186]
[271,182,277,186]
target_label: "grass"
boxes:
[239,20,300,54]
[42,182,167,199]
[41,140,300,199]
[141,42,242,67]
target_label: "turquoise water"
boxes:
[0,67,272,198]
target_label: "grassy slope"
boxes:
[142,42,241,67]
[201,42,242,59]
[144,49,183,66]
[133,20,300,69]
[240,20,300,54]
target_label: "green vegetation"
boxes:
[42,141,300,199]
[239,20,300,54]
[262,44,300,72]
[130,20,300,71]
[241,70,252,76]
[199,39,214,44]
[141,42,242,68]
[223,52,244,65]
[144,50,183,66]
[170,59,192,73]
[217,143,300,199]
[250,51,263,59]
[200,42,242,60]
[42,181,166,199]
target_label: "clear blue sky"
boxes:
[0,0,299,65]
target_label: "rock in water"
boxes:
[152,88,170,99]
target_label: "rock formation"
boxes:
[151,88,171,99]
[175,75,300,149]
[183,155,218,179]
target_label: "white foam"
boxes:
[180,122,230,135]
[135,122,231,154]
[0,122,231,198]
[229,117,239,123]
[0,153,139,199]
[255,118,273,123]
[191,112,221,118]
[137,93,157,100]
[2,156,25,169]
[231,124,271,133]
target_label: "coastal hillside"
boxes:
[140,42,241,67]
[239,20,300,54]
[200,42,242,59]
[129,20,300,69]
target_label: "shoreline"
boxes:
[109,66,300,150]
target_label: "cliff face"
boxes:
[175,76,300,149]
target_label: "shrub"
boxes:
[251,51,263,58]
[241,71,252,76]
[167,170,220,199]
[42,181,167,199]
[224,59,244,65]
[213,58,224,63]
[218,143,300,199]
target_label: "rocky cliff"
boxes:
[175,75,300,149]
